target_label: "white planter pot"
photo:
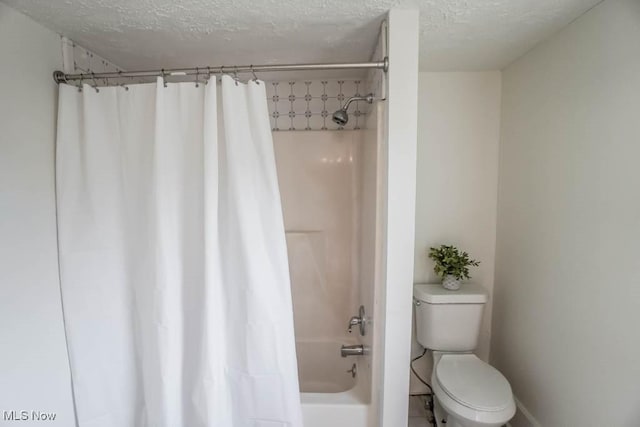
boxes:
[442,275,461,291]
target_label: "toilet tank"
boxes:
[413,284,488,352]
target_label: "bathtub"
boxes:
[296,340,370,427]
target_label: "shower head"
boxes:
[332,108,349,126]
[332,93,375,126]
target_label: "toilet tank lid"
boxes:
[413,283,488,304]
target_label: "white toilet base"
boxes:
[433,397,451,427]
[433,396,473,427]
[432,379,512,427]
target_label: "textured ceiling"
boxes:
[2,0,601,72]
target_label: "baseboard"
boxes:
[507,396,542,427]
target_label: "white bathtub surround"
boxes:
[358,97,383,409]
[56,76,302,426]
[296,340,370,427]
[273,128,376,426]
[301,380,370,427]
[296,341,359,393]
[274,130,364,347]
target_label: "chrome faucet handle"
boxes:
[346,305,366,336]
[347,316,361,333]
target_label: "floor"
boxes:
[408,395,434,427]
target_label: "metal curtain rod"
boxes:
[52,58,389,84]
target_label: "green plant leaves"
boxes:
[428,245,480,281]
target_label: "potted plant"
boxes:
[428,245,480,291]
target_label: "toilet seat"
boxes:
[431,354,516,426]
[435,354,512,412]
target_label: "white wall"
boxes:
[411,72,501,393]
[0,4,75,425]
[378,9,419,427]
[492,0,640,425]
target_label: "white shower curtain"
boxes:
[55,76,303,427]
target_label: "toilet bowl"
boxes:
[431,352,515,427]
[412,284,515,427]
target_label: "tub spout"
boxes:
[340,344,368,357]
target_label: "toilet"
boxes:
[413,284,515,427]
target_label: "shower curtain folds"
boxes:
[55,76,302,427]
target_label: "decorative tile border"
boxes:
[265,79,371,131]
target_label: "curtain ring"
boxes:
[195,67,199,88]
[250,65,260,85]
[233,66,239,86]
[206,66,211,84]
[116,71,128,90]
[90,72,100,93]
[77,74,84,92]
[220,65,230,82]
[161,69,168,88]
